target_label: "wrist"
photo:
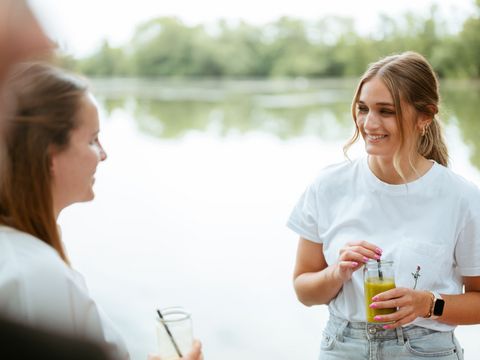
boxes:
[329,263,350,284]
[422,291,435,318]
[423,291,445,319]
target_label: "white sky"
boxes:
[28,0,476,58]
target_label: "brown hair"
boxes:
[0,62,88,264]
[344,51,449,173]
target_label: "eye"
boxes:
[357,105,368,113]
[380,108,395,115]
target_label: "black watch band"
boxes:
[430,291,445,320]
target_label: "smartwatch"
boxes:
[428,291,445,320]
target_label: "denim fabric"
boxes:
[319,314,463,360]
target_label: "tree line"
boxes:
[61,1,480,78]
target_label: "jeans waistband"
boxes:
[327,312,445,343]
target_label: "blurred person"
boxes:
[0,0,52,82]
[288,52,480,359]
[0,315,112,360]
[0,62,203,360]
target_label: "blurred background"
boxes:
[28,0,480,359]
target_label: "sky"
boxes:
[28,0,476,58]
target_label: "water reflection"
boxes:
[81,78,480,360]
[442,81,480,170]
[94,78,480,169]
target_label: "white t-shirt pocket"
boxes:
[393,239,449,291]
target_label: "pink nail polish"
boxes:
[376,248,383,254]
[369,303,377,308]
[372,296,378,301]
[374,316,381,321]
[363,257,369,263]
[374,254,381,260]
[383,325,391,329]
[351,262,358,267]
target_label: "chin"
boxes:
[81,190,95,202]
[365,145,391,157]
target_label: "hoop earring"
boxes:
[421,126,426,137]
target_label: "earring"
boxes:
[422,124,429,137]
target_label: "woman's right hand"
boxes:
[333,240,382,282]
[148,340,203,360]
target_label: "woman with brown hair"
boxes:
[288,52,480,359]
[0,62,202,360]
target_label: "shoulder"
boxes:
[435,165,480,219]
[0,227,89,331]
[435,165,480,198]
[309,157,363,197]
[0,226,69,283]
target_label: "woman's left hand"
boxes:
[369,287,432,329]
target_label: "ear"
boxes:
[48,144,59,177]
[416,113,432,132]
[416,105,436,132]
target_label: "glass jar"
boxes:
[364,259,396,323]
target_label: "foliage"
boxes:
[61,2,480,79]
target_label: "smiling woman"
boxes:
[288,51,480,360]
[346,52,449,184]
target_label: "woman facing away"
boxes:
[288,51,480,359]
[0,62,202,360]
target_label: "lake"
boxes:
[58,78,480,360]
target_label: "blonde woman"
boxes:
[288,52,480,359]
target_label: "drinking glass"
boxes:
[364,260,397,323]
[156,306,193,360]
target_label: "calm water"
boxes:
[59,78,480,360]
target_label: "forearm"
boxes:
[439,291,480,325]
[294,265,344,306]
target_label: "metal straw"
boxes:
[377,259,384,280]
[156,309,183,357]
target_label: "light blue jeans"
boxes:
[320,314,463,360]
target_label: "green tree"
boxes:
[79,40,129,76]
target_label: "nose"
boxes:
[98,143,107,161]
[363,111,380,131]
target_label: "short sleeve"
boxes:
[287,183,324,243]
[455,215,480,276]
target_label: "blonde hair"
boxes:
[344,51,449,176]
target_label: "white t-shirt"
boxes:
[0,225,129,359]
[288,156,480,331]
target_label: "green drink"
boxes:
[364,260,397,323]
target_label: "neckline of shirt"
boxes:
[361,156,441,195]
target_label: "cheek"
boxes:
[355,117,365,133]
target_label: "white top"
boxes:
[287,156,480,331]
[0,226,129,359]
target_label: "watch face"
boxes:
[433,299,445,316]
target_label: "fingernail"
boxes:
[376,248,383,254]
[374,254,381,260]
[369,303,377,308]
[351,262,358,267]
[363,257,369,263]
[383,325,391,329]
[374,316,382,321]
[372,296,378,301]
